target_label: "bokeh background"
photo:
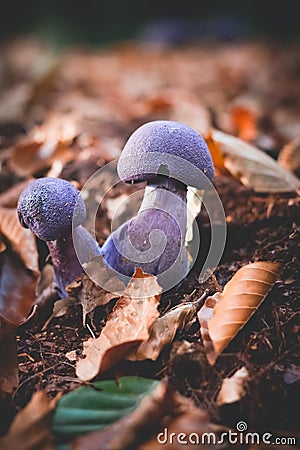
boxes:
[0,0,299,46]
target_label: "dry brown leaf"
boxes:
[198,261,282,365]
[0,391,57,450]
[197,292,222,365]
[139,399,224,450]
[129,302,196,361]
[0,207,39,273]
[0,236,6,253]
[216,366,249,406]
[68,256,126,325]
[212,129,300,193]
[230,105,257,141]
[204,131,226,172]
[76,268,162,381]
[0,179,34,208]
[9,141,74,177]
[278,140,300,177]
[0,251,39,326]
[42,297,77,330]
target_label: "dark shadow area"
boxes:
[0,0,299,46]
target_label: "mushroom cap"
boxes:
[117,120,214,189]
[17,178,86,241]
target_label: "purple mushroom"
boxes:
[17,178,100,297]
[101,120,214,288]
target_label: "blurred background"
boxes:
[0,0,299,46]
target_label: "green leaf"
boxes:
[52,376,158,444]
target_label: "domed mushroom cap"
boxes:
[117,121,214,189]
[17,178,86,241]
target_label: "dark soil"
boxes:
[12,174,300,436]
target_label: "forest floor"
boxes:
[0,38,299,449]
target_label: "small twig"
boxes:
[13,361,75,398]
[86,322,96,339]
[211,274,223,293]
[193,289,210,312]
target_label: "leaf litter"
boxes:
[0,39,299,448]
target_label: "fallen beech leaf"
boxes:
[197,293,222,365]
[0,391,57,450]
[198,262,282,365]
[170,97,211,136]
[76,268,162,381]
[204,131,226,172]
[52,376,160,446]
[0,207,39,273]
[9,141,73,177]
[129,302,196,361]
[0,179,34,208]
[68,256,126,325]
[0,236,6,253]
[0,322,18,395]
[42,297,76,330]
[212,129,300,193]
[230,105,257,141]
[216,366,249,406]
[0,251,39,326]
[139,399,224,450]
[278,140,300,177]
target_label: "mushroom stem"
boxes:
[101,175,189,284]
[48,225,100,296]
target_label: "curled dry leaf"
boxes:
[9,141,74,178]
[8,112,78,177]
[0,391,57,450]
[0,207,39,273]
[0,236,6,253]
[42,297,76,330]
[128,302,196,361]
[230,105,257,142]
[70,256,126,325]
[197,292,222,365]
[216,366,249,407]
[0,251,39,326]
[211,129,300,193]
[0,179,34,208]
[278,140,300,177]
[139,398,224,450]
[76,268,162,381]
[198,261,282,365]
[204,131,226,172]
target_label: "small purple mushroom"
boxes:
[17,177,100,297]
[101,120,214,288]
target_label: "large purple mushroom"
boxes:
[17,178,100,297]
[101,120,214,289]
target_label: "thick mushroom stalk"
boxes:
[17,178,100,297]
[101,120,214,289]
[101,176,189,283]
